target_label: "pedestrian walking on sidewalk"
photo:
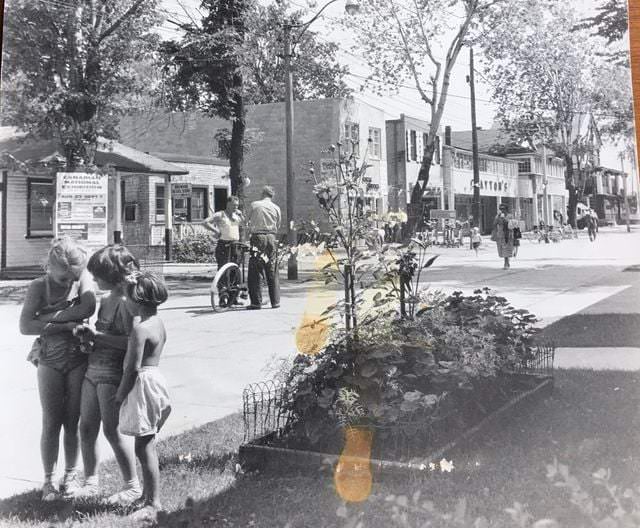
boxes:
[247,186,282,310]
[491,203,515,270]
[471,227,482,256]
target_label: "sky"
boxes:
[158,0,632,170]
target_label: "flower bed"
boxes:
[242,289,549,467]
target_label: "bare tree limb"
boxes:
[99,0,147,42]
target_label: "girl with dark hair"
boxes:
[116,271,171,521]
[70,245,142,505]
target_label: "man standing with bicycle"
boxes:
[247,186,281,310]
[203,195,244,305]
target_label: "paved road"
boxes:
[1,227,639,498]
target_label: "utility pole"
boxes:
[283,21,298,279]
[621,156,631,233]
[542,144,549,225]
[468,47,481,230]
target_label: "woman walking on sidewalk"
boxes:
[492,203,515,270]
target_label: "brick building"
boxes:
[118,97,388,239]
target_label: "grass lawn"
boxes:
[1,369,638,527]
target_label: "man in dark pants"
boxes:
[247,186,282,309]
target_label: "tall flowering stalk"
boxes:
[308,139,379,332]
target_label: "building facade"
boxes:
[118,98,388,240]
[0,129,186,276]
[385,114,443,213]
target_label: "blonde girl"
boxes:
[19,237,96,501]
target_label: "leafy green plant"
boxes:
[281,290,538,449]
[172,233,217,263]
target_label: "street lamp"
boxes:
[283,0,360,280]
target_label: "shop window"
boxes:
[155,184,208,222]
[368,127,381,158]
[27,178,54,237]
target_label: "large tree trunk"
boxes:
[229,87,246,205]
[565,155,578,227]
[407,143,435,233]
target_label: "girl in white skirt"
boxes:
[115,271,171,520]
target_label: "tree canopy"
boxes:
[1,0,162,168]
[479,0,627,224]
[349,0,502,214]
[160,0,351,199]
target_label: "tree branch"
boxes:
[99,0,147,42]
[389,0,432,106]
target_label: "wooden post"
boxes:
[114,171,122,244]
[164,174,173,261]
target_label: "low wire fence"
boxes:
[242,343,555,447]
[242,380,291,443]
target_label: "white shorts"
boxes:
[119,367,171,436]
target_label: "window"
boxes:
[190,187,208,221]
[518,158,531,173]
[368,127,381,158]
[155,184,165,220]
[478,158,488,172]
[156,184,208,222]
[27,179,54,237]
[344,122,360,157]
[410,130,417,161]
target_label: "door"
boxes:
[214,187,228,212]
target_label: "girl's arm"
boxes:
[20,280,48,335]
[38,271,97,323]
[115,326,145,404]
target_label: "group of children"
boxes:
[19,236,171,520]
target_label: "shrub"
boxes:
[172,233,217,263]
[281,289,538,448]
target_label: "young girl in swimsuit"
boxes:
[116,271,171,520]
[70,245,142,505]
[19,237,97,501]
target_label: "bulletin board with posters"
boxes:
[55,172,108,249]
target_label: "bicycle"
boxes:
[209,240,252,312]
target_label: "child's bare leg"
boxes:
[62,364,85,473]
[97,385,140,493]
[79,379,101,481]
[135,435,161,508]
[37,365,65,484]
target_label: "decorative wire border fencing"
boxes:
[242,380,291,443]
[514,342,555,377]
[242,344,555,446]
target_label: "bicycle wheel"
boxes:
[210,262,242,312]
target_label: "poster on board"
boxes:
[55,172,108,249]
